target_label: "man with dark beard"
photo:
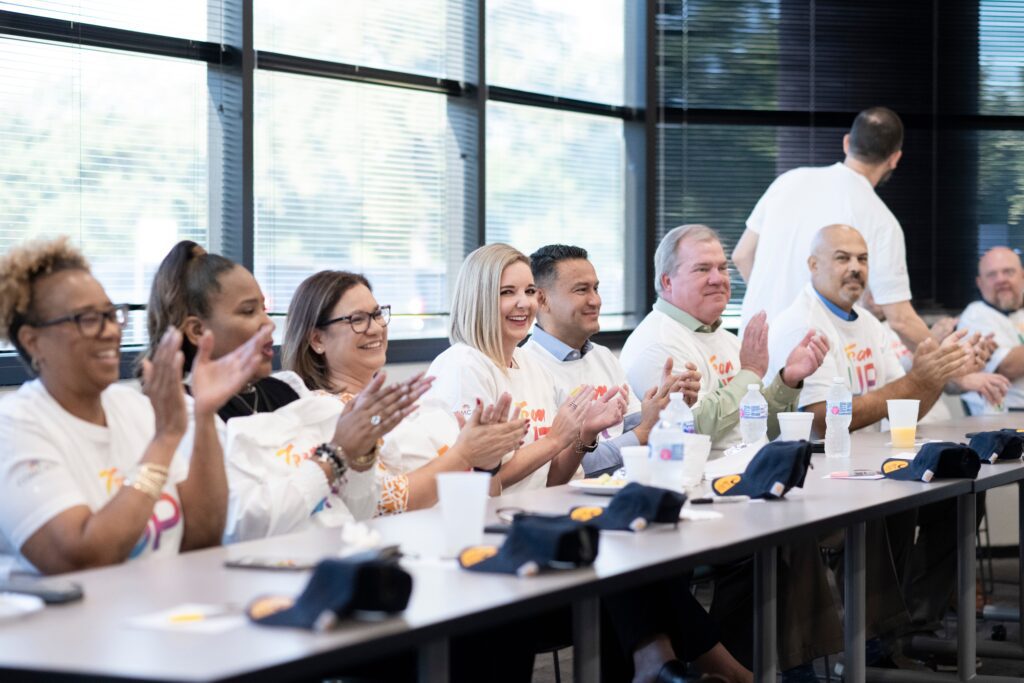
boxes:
[733,107,934,350]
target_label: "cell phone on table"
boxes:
[0,576,83,604]
[223,557,317,571]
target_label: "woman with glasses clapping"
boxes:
[145,241,430,543]
[282,271,528,514]
[0,237,265,574]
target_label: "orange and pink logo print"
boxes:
[99,468,181,558]
[844,343,877,394]
[514,400,550,441]
[708,355,736,388]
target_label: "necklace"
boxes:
[233,382,261,415]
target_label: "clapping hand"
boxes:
[142,328,188,440]
[190,325,273,417]
[453,392,529,470]
[740,311,769,378]
[781,329,830,388]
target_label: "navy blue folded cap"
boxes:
[247,557,412,630]
[969,431,1024,463]
[568,483,686,531]
[459,514,599,577]
[711,440,814,499]
[882,442,981,482]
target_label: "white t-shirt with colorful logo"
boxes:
[619,308,743,446]
[957,301,1024,413]
[0,380,187,574]
[521,338,641,440]
[426,343,562,493]
[768,284,905,424]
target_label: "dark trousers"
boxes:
[451,575,722,682]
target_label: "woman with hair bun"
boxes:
[146,241,425,542]
[0,237,264,574]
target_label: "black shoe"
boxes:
[655,659,696,683]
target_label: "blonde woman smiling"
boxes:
[282,270,528,514]
[427,243,627,493]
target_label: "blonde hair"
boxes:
[0,236,89,367]
[449,243,530,371]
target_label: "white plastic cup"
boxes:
[680,433,712,488]
[436,472,491,556]
[622,446,651,484]
[777,412,815,441]
[887,399,921,448]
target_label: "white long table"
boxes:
[2,418,1015,683]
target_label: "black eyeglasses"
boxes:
[32,304,130,338]
[319,305,391,334]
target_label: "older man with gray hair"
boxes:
[620,224,829,449]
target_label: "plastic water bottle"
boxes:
[739,384,768,445]
[824,377,853,459]
[648,402,686,490]
[667,391,696,434]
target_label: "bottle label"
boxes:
[682,420,696,434]
[654,444,684,462]
[740,404,767,419]
[827,401,853,417]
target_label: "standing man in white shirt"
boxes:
[619,224,830,451]
[957,246,1024,413]
[732,106,932,348]
[522,244,700,476]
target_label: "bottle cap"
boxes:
[747,384,759,391]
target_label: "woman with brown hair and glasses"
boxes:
[282,270,528,514]
[0,237,265,574]
[146,241,442,543]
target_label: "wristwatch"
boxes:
[314,442,348,483]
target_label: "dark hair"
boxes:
[848,106,903,164]
[282,270,371,392]
[144,240,237,372]
[529,244,590,287]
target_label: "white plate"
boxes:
[0,592,44,622]
[568,478,627,496]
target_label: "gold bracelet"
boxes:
[126,464,168,502]
[349,442,380,471]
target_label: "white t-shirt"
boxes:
[619,308,744,448]
[768,284,905,426]
[740,162,912,332]
[0,380,187,574]
[426,343,562,493]
[958,301,1024,413]
[879,320,952,423]
[521,338,641,440]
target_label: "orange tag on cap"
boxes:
[882,460,910,475]
[713,474,741,495]
[458,545,499,568]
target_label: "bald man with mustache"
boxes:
[767,224,970,436]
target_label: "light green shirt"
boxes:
[653,298,801,443]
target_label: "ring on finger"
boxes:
[370,414,382,426]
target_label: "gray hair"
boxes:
[653,224,721,296]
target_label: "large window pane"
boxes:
[487,0,624,105]
[487,102,626,319]
[0,37,209,345]
[0,1,212,41]
[980,0,1024,114]
[255,71,470,340]
[255,0,471,81]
